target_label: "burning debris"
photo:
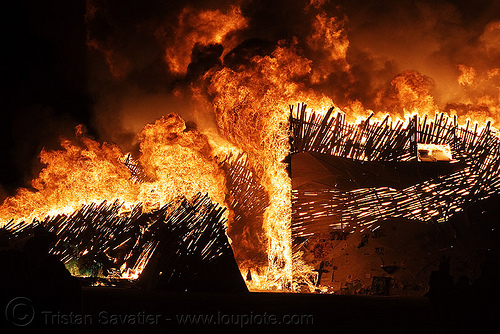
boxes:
[123,154,152,183]
[417,144,452,162]
[4,193,247,292]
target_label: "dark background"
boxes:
[0,1,92,194]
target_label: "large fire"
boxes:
[0,116,226,225]
[2,0,500,291]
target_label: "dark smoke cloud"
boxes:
[236,0,500,113]
[332,0,500,110]
[86,0,500,137]
[85,0,242,152]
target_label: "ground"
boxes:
[4,287,498,334]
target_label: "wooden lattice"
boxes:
[290,103,500,236]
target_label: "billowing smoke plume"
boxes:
[84,0,250,153]
[85,0,500,135]
[3,0,500,192]
[330,0,500,121]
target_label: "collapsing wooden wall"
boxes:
[6,194,247,291]
[221,153,269,266]
[290,103,500,236]
[3,149,275,289]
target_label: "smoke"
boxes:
[3,0,499,193]
[2,0,499,288]
[67,0,500,274]
[84,0,500,139]
[332,0,500,118]
[84,0,249,153]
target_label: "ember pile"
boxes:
[291,103,500,236]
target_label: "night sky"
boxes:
[0,1,92,194]
[1,0,499,197]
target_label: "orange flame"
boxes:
[458,65,476,86]
[0,116,227,227]
[160,6,248,75]
[208,42,333,289]
[307,10,350,83]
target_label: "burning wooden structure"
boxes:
[221,154,269,267]
[5,194,247,292]
[290,103,500,237]
[2,101,498,293]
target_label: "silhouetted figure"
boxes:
[357,233,369,248]
[30,254,82,312]
[0,228,10,250]
[428,257,453,319]
[313,261,329,286]
[1,226,81,332]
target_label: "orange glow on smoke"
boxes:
[458,65,476,86]
[307,11,349,83]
